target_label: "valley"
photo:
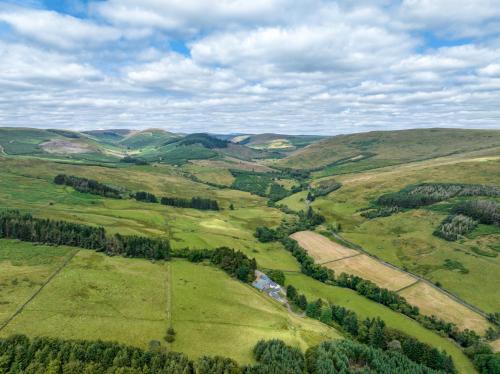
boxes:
[0,127,499,373]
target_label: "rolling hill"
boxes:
[278,128,500,175]
[230,133,326,152]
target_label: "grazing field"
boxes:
[170,260,340,363]
[285,273,475,374]
[1,248,169,347]
[0,241,339,363]
[0,156,300,272]
[0,240,75,326]
[399,281,488,333]
[291,231,489,331]
[491,338,500,352]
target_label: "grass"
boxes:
[1,248,168,347]
[279,128,500,172]
[0,241,339,363]
[170,260,340,363]
[0,240,74,325]
[285,272,476,374]
[398,281,489,333]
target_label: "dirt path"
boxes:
[0,249,79,333]
[285,302,305,318]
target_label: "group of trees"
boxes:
[161,196,220,211]
[361,205,400,219]
[132,191,220,211]
[255,207,326,243]
[307,180,342,202]
[286,285,309,310]
[0,210,170,260]
[0,335,192,374]
[307,339,448,374]
[434,214,478,241]
[120,156,149,165]
[133,191,159,203]
[54,174,122,199]
[433,200,498,241]
[454,200,499,226]
[377,183,500,209]
[209,247,257,282]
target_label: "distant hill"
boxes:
[119,129,180,149]
[0,127,117,161]
[278,128,500,173]
[230,133,326,151]
[82,129,133,143]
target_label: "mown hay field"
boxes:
[291,231,489,332]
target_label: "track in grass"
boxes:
[0,248,78,332]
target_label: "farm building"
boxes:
[252,270,286,303]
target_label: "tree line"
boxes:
[54,174,122,199]
[286,284,455,372]
[306,179,342,202]
[0,210,170,260]
[132,191,220,211]
[0,334,459,374]
[161,196,219,211]
[53,174,220,211]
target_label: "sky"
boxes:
[0,0,499,135]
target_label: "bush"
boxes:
[434,214,478,241]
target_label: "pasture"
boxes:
[0,240,339,363]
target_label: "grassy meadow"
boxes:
[0,240,338,363]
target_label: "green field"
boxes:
[0,241,338,363]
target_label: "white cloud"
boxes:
[0,7,121,49]
[0,42,101,83]
[0,0,499,134]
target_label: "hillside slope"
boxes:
[278,128,500,174]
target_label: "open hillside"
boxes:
[231,133,326,152]
[278,128,500,175]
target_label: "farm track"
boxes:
[0,249,79,332]
[329,232,490,319]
